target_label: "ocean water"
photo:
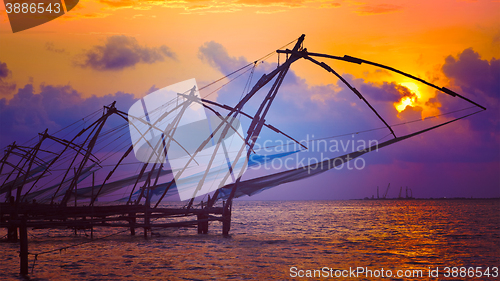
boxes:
[1,200,499,280]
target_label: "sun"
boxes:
[394,82,420,113]
[395,96,413,112]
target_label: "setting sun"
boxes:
[394,82,420,113]
[395,96,414,112]
[393,81,441,119]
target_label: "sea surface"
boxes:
[1,200,499,280]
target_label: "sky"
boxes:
[0,0,499,200]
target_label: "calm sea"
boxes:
[1,200,499,280]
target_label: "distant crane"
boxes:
[399,186,403,199]
[383,183,390,199]
[405,186,413,198]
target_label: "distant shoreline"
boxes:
[232,198,500,201]
[355,197,500,201]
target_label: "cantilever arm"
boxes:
[277,49,486,111]
[305,56,397,138]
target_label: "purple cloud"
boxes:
[0,83,137,150]
[75,35,177,71]
[0,61,16,97]
[441,48,499,135]
[45,42,67,54]
[443,48,499,99]
[198,41,249,75]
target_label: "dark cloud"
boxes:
[75,35,177,71]
[0,62,10,79]
[0,83,137,150]
[441,48,499,133]
[442,48,500,99]
[321,2,341,8]
[360,81,408,102]
[0,61,16,97]
[45,42,67,54]
[198,41,248,75]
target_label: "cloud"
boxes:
[74,35,177,71]
[198,41,249,74]
[442,48,499,100]
[95,0,340,14]
[45,42,67,54]
[0,62,11,80]
[360,81,407,102]
[356,4,402,15]
[0,61,16,97]
[0,83,137,150]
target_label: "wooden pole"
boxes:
[74,168,77,236]
[91,173,94,239]
[222,201,231,237]
[197,214,202,234]
[197,201,203,234]
[19,217,28,275]
[203,213,209,234]
[144,186,150,239]
[129,213,136,236]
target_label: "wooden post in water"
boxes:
[129,212,136,236]
[197,213,203,234]
[203,213,209,234]
[144,186,150,239]
[222,200,231,237]
[91,173,94,240]
[74,168,78,236]
[197,201,209,234]
[19,217,28,276]
[197,201,203,234]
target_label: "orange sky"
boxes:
[0,0,498,102]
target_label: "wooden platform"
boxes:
[0,202,231,235]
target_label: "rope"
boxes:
[201,66,256,99]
